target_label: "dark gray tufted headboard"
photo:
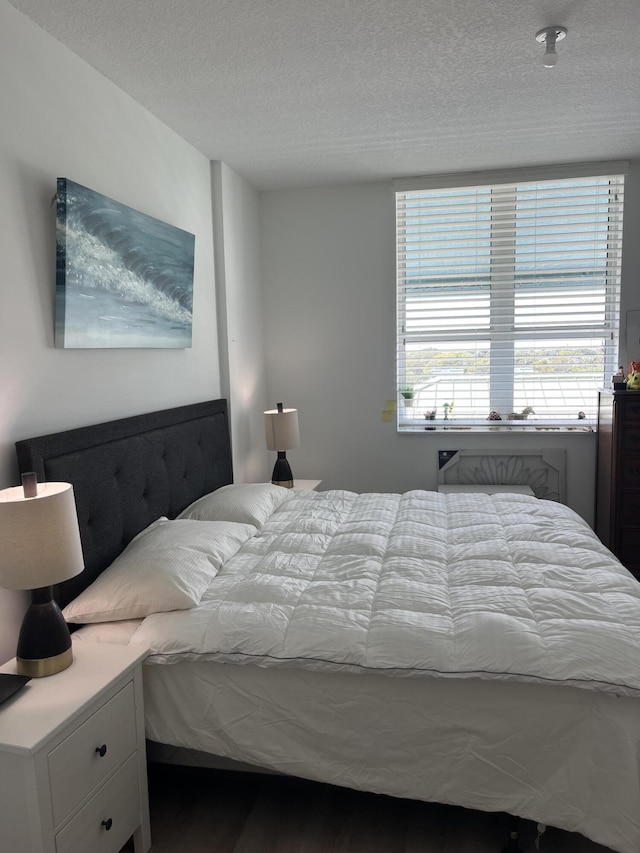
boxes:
[15,399,233,608]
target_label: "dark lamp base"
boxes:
[16,586,74,677]
[271,452,294,489]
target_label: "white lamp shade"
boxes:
[264,408,300,451]
[0,482,84,590]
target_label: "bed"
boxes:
[15,399,640,853]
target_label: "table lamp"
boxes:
[264,402,300,488]
[0,474,84,676]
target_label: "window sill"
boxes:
[398,419,595,434]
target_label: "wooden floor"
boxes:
[125,762,615,853]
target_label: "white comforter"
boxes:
[133,490,640,696]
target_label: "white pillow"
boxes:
[62,517,256,623]
[177,482,293,527]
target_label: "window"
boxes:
[395,163,626,431]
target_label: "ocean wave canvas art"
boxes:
[55,178,195,348]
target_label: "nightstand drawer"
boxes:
[55,752,140,853]
[49,681,137,825]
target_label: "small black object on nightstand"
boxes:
[0,673,31,706]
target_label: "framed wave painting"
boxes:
[55,178,195,348]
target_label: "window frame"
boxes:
[395,162,627,432]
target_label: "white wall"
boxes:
[212,162,270,482]
[0,1,221,661]
[260,167,640,524]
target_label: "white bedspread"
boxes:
[77,490,640,853]
[132,490,640,696]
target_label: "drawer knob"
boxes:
[95,744,107,757]
[101,818,113,832]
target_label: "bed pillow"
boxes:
[62,517,256,624]
[177,482,293,527]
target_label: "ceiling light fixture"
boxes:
[535,26,567,68]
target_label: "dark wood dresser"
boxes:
[596,390,640,578]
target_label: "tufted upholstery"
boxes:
[15,400,233,607]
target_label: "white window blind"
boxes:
[396,166,626,430]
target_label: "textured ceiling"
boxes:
[9,0,640,189]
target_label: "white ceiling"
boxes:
[9,0,640,190]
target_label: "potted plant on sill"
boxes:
[399,385,415,407]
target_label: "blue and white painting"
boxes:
[55,178,195,348]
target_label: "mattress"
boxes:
[135,490,640,695]
[74,489,640,852]
[74,625,640,853]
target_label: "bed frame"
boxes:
[15,399,233,608]
[14,399,640,853]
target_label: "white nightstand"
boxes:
[292,479,322,491]
[0,640,151,853]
